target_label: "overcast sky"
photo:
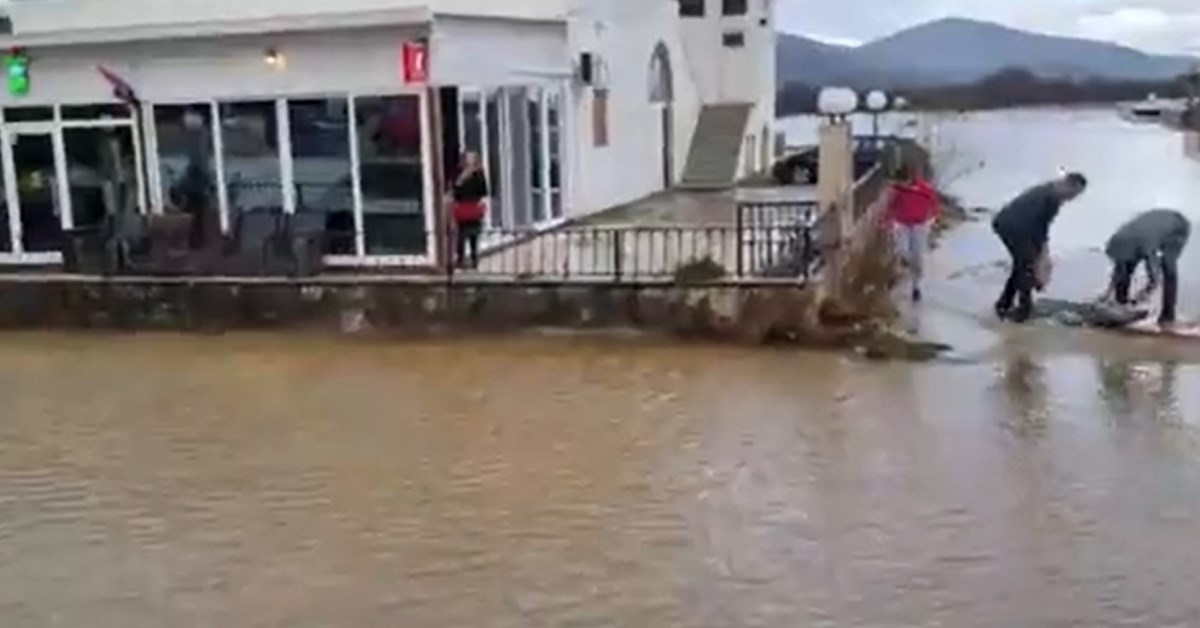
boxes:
[775,0,1200,55]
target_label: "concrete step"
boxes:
[681,102,753,190]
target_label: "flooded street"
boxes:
[3,108,1200,626]
[1,333,1199,626]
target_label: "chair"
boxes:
[231,208,284,275]
[285,211,327,277]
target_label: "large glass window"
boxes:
[288,98,354,255]
[527,91,545,224]
[154,104,218,240]
[460,92,483,155]
[12,133,61,253]
[219,101,284,227]
[547,90,564,219]
[353,95,426,256]
[64,126,138,231]
[485,90,507,228]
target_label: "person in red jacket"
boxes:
[450,151,489,269]
[888,165,940,301]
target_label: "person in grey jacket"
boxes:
[991,173,1088,322]
[1101,209,1190,327]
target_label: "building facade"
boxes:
[0,0,775,268]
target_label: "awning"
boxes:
[0,5,432,47]
[428,16,572,87]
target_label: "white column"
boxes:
[347,96,365,258]
[52,128,72,231]
[538,87,551,222]
[276,99,296,215]
[1,127,21,253]
[211,102,230,234]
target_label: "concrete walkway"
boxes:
[582,187,816,227]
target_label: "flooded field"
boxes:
[1,332,1199,626]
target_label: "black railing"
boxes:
[734,200,821,279]
[851,163,887,221]
[452,217,820,282]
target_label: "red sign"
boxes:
[401,41,428,84]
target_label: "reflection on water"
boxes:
[2,333,1200,626]
[994,351,1050,438]
[1096,358,1184,425]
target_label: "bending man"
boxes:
[991,172,1088,322]
[1102,209,1191,328]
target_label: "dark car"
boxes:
[771,136,885,185]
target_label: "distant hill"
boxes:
[777,18,1197,88]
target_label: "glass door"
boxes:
[5,129,67,258]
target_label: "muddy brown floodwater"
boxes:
[0,332,1199,627]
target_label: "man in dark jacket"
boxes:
[1102,209,1190,327]
[991,172,1088,322]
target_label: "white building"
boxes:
[0,0,775,268]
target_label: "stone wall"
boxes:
[0,276,836,345]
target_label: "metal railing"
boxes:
[454,210,821,282]
[851,163,888,221]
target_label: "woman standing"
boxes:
[450,151,488,269]
[888,165,939,302]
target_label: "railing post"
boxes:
[445,227,455,282]
[801,206,814,280]
[612,228,623,283]
[735,202,745,278]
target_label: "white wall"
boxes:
[677,0,777,176]
[6,0,568,36]
[430,17,571,87]
[564,0,702,217]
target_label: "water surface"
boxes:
[1,333,1199,626]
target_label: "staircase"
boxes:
[680,103,753,190]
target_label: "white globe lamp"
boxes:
[817,87,858,120]
[864,89,888,143]
[865,89,888,112]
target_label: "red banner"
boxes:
[401,41,427,84]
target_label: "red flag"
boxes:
[97,65,138,105]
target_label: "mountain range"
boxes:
[777,18,1197,88]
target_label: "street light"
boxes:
[865,89,888,143]
[817,86,858,121]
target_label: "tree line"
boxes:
[776,67,1198,115]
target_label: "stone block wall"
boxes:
[0,277,832,345]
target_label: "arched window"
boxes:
[648,42,673,104]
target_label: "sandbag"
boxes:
[1032,298,1148,328]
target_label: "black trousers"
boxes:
[1112,256,1178,324]
[455,219,482,268]
[994,223,1038,321]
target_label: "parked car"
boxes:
[771,136,885,185]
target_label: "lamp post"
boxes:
[865,89,888,146]
[815,87,858,255]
